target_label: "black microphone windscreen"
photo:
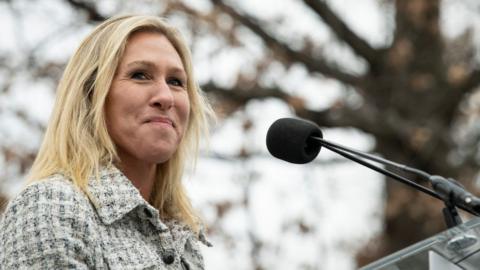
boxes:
[266,118,322,164]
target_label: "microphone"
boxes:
[267,118,423,173]
[266,118,322,164]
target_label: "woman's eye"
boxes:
[130,72,149,80]
[167,77,185,88]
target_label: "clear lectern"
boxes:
[361,217,480,269]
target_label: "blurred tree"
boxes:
[2,0,480,268]
[167,0,480,265]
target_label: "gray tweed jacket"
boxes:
[0,165,210,269]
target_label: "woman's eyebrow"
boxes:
[126,60,185,74]
[126,60,157,69]
[169,67,187,79]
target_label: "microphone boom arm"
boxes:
[313,136,480,223]
[313,137,442,201]
[313,136,431,179]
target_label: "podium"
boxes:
[361,217,480,269]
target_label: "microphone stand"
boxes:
[311,136,480,228]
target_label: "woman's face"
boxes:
[105,31,190,166]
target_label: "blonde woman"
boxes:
[0,15,213,269]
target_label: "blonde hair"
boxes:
[28,15,213,232]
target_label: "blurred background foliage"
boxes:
[2,0,480,268]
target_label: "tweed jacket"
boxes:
[0,165,210,269]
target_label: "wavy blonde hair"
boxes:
[28,15,213,232]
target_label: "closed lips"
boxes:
[146,117,174,127]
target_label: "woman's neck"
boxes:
[115,159,157,202]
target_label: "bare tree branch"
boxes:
[437,68,480,124]
[459,68,480,94]
[303,0,381,68]
[202,82,289,103]
[210,0,361,86]
[201,82,388,134]
[297,104,382,134]
[65,0,106,22]
[202,82,292,115]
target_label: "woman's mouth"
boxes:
[145,116,175,128]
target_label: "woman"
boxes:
[0,14,213,269]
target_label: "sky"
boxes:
[1,0,480,269]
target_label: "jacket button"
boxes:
[162,250,175,265]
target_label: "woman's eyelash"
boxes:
[167,77,185,87]
[128,70,185,87]
[129,71,150,80]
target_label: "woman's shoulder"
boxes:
[0,174,96,246]
[6,175,87,208]
[0,175,99,268]
[1,174,92,226]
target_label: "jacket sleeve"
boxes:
[0,179,97,269]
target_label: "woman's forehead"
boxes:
[120,32,185,71]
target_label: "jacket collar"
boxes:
[86,164,164,229]
[85,165,211,246]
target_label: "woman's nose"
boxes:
[150,80,174,109]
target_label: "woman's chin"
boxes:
[117,142,179,166]
[145,148,177,164]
